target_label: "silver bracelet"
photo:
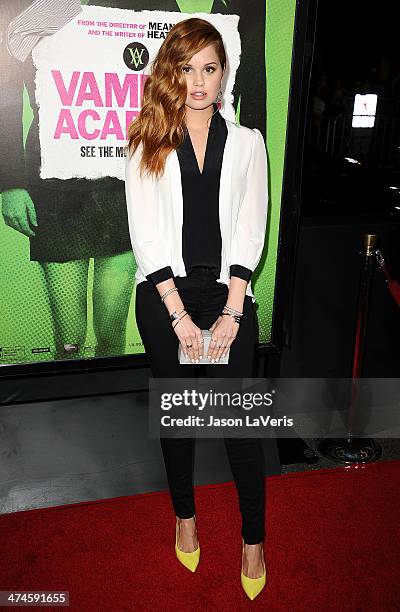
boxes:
[172,311,189,329]
[223,305,243,316]
[169,308,186,323]
[161,287,178,302]
[221,312,242,324]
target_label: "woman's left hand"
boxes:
[208,314,239,361]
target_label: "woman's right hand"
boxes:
[1,189,38,237]
[173,314,204,363]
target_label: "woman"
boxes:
[125,18,268,600]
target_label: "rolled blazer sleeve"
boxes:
[124,146,171,279]
[230,128,268,273]
[229,264,253,282]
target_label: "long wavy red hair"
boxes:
[126,18,226,179]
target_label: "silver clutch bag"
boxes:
[178,329,230,364]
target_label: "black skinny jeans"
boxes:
[135,266,266,544]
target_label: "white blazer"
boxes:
[124,116,268,303]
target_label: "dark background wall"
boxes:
[279,1,400,379]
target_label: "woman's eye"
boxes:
[182,66,215,74]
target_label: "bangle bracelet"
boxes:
[172,311,189,329]
[223,305,243,316]
[223,310,243,318]
[222,308,243,318]
[221,312,242,324]
[161,287,178,302]
[169,308,186,323]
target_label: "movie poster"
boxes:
[0,0,296,364]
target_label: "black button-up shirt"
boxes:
[146,104,252,286]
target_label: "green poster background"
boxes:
[0,0,296,364]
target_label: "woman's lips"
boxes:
[190,92,207,99]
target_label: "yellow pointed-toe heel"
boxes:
[240,538,267,601]
[175,515,200,573]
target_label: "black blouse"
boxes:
[146,104,252,286]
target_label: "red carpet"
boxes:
[1,460,399,611]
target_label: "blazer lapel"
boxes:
[219,119,235,244]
